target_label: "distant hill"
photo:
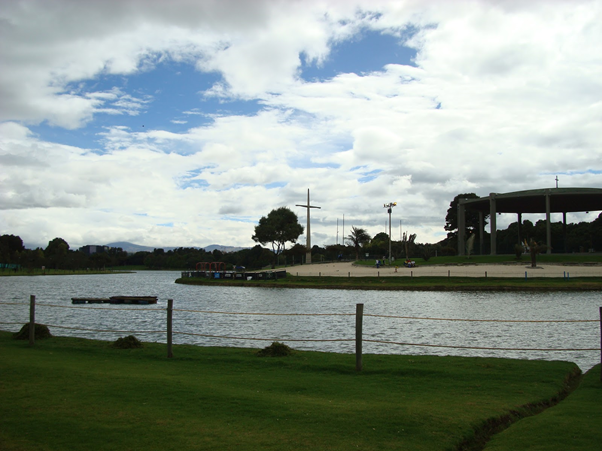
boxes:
[105,242,157,253]
[204,244,246,253]
[104,241,245,254]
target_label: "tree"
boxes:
[346,226,371,260]
[401,232,417,259]
[45,237,69,269]
[526,238,548,268]
[252,207,304,267]
[0,234,25,263]
[365,232,388,258]
[444,193,488,239]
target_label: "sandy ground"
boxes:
[285,261,602,278]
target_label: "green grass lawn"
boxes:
[484,365,602,451]
[0,331,588,451]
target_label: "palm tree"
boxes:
[346,226,371,261]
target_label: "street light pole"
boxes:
[383,202,397,264]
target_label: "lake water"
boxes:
[1,271,600,371]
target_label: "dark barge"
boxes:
[71,296,158,305]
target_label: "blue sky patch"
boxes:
[301,29,417,82]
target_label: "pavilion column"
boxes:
[457,201,466,256]
[517,212,522,246]
[563,212,567,253]
[545,191,552,254]
[489,193,497,255]
[479,211,484,255]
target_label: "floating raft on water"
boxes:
[71,298,108,304]
[71,296,158,305]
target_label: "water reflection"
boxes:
[0,271,599,370]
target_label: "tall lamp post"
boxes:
[384,202,397,264]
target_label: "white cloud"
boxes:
[1,0,601,249]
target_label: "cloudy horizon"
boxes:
[1,0,601,250]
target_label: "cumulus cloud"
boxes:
[1,0,601,249]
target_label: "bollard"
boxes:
[485,271,487,278]
[525,271,528,280]
[167,299,173,358]
[448,270,450,278]
[411,271,413,278]
[348,272,350,278]
[356,303,364,372]
[29,295,35,346]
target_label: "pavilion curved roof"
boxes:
[461,187,602,214]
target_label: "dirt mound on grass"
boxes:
[13,323,52,340]
[112,335,143,349]
[257,341,294,357]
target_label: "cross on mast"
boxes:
[296,189,321,264]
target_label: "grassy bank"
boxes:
[176,274,602,291]
[0,332,588,451]
[484,365,602,450]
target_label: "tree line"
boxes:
[2,193,600,272]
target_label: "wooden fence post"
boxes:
[167,299,173,358]
[29,295,35,346]
[356,303,364,372]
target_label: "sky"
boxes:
[1,0,601,251]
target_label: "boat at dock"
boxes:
[109,296,158,305]
[71,298,110,304]
[71,296,158,305]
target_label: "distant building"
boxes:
[79,245,110,255]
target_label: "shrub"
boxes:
[257,341,294,357]
[112,335,143,349]
[439,246,457,256]
[514,243,524,259]
[422,246,432,262]
[13,323,52,340]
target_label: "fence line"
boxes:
[364,313,597,323]
[0,301,595,323]
[173,330,354,343]
[40,323,165,335]
[364,339,600,352]
[173,308,353,317]
[38,303,162,312]
[3,297,600,376]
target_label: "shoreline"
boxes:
[176,261,602,291]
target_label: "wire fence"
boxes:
[2,297,601,374]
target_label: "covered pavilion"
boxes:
[457,187,602,255]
